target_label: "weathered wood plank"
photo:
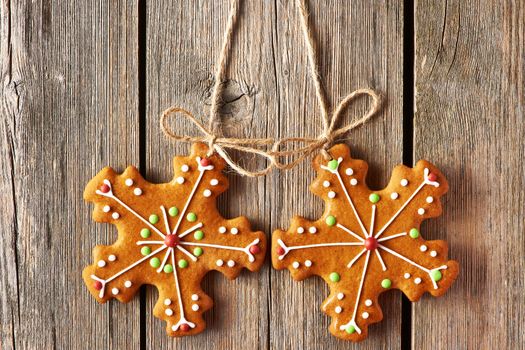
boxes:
[269,1,404,349]
[145,0,274,348]
[413,0,525,348]
[0,1,140,349]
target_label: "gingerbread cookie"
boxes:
[83,142,266,336]
[272,144,458,341]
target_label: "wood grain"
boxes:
[0,1,140,349]
[413,0,525,348]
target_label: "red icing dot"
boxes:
[249,245,261,255]
[364,237,378,251]
[93,281,103,290]
[427,173,437,182]
[100,184,110,193]
[180,323,190,332]
[164,234,180,248]
[200,158,211,166]
[276,246,285,256]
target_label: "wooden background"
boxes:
[1,0,523,349]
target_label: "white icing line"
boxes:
[177,222,204,239]
[157,248,173,272]
[180,238,259,262]
[377,232,407,242]
[374,249,387,271]
[170,250,195,331]
[172,161,207,235]
[136,240,164,246]
[160,205,171,235]
[347,248,366,268]
[176,245,198,262]
[96,180,166,239]
[369,205,376,238]
[336,223,365,242]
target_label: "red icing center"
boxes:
[200,158,211,166]
[100,184,110,193]
[164,234,180,248]
[276,246,285,256]
[428,172,437,181]
[180,324,190,332]
[93,281,103,290]
[249,245,261,255]
[364,237,378,251]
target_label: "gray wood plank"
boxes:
[144,0,274,348]
[413,0,525,348]
[269,1,404,348]
[0,1,140,349]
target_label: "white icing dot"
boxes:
[192,304,200,311]
[418,208,426,215]
[308,227,317,234]
[420,245,428,252]
[97,260,106,267]
[328,191,336,199]
[404,273,411,279]
[337,293,344,300]
[297,227,305,234]
[323,180,330,188]
[125,178,134,186]
[176,176,185,184]
[216,259,224,267]
[165,308,173,316]
[111,288,119,295]
[191,294,199,301]
[181,164,189,172]
[350,178,358,186]
[108,254,116,262]
[304,260,312,267]
[414,277,422,284]
[390,192,399,200]
[335,306,342,314]
[112,212,120,219]
[133,188,142,196]
[230,227,239,235]
[362,312,370,319]
[218,226,227,234]
[401,179,409,186]
[103,205,111,213]
[203,189,212,197]
[430,250,438,257]
[426,196,434,203]
[210,179,219,186]
[345,168,354,176]
[171,325,177,331]
[164,298,172,306]
[365,299,373,306]
[227,260,236,267]
[292,261,300,269]
[124,281,132,288]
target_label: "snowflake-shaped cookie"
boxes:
[272,144,459,341]
[83,143,266,336]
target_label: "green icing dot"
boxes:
[345,325,356,334]
[430,269,442,282]
[178,259,188,268]
[194,230,204,240]
[187,212,197,222]
[168,207,179,217]
[329,272,341,282]
[325,215,336,226]
[150,257,161,268]
[328,159,339,170]
[163,264,173,273]
[141,246,151,256]
[140,228,151,238]
[369,193,380,203]
[381,278,392,289]
[149,214,159,224]
[193,247,203,256]
[409,228,420,239]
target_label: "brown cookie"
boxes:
[83,142,266,336]
[272,144,459,341]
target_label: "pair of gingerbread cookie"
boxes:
[83,142,458,341]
